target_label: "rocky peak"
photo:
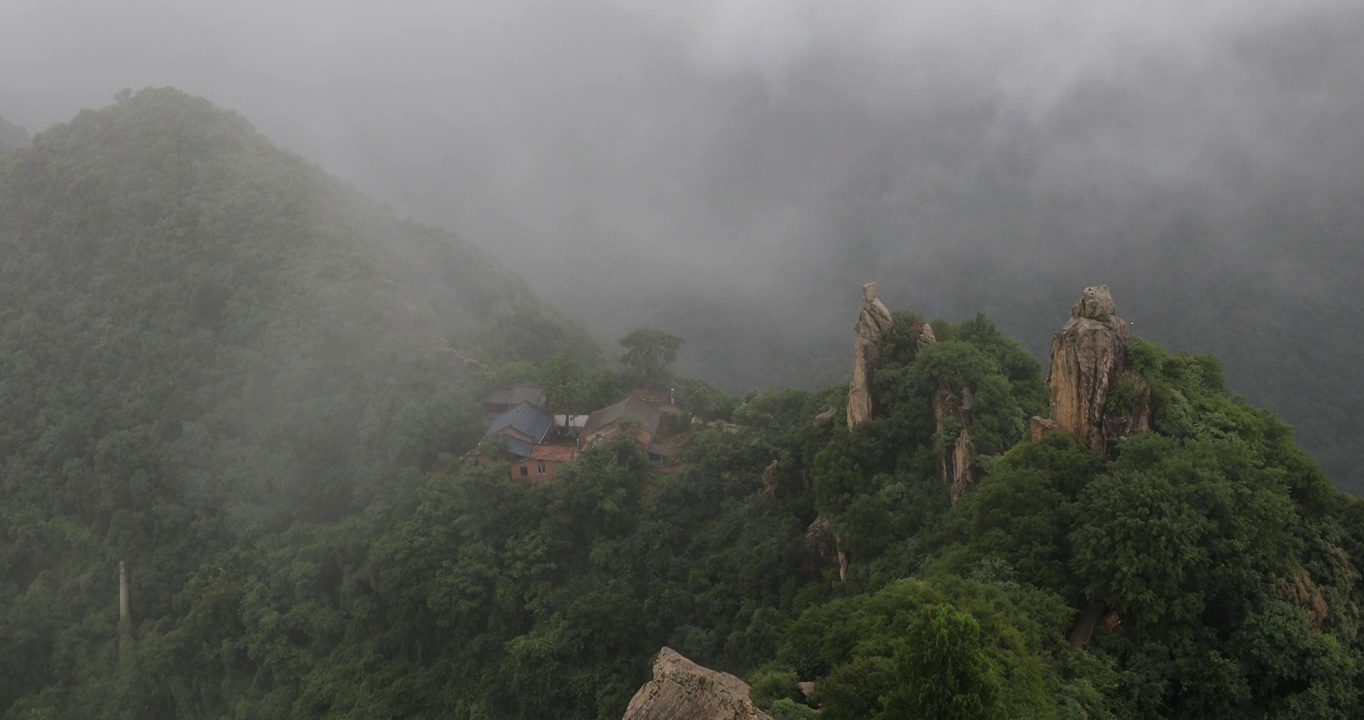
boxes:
[1073,284,1117,320]
[1031,285,1150,455]
[846,282,895,429]
[622,647,774,720]
[916,321,937,347]
[932,383,979,503]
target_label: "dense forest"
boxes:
[0,116,28,155]
[2,91,1362,719]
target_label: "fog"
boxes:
[3,0,1362,480]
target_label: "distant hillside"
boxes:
[0,87,600,518]
[0,90,599,706]
[0,114,27,154]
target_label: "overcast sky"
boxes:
[2,0,1360,389]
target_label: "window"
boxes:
[519,466,529,477]
[537,463,547,474]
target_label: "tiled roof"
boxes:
[580,396,661,437]
[500,436,533,458]
[530,445,578,462]
[647,434,688,457]
[509,384,547,406]
[486,401,554,444]
[485,384,547,408]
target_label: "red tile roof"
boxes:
[530,445,579,462]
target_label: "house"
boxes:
[477,400,584,480]
[646,434,689,466]
[577,395,661,450]
[483,400,554,458]
[510,444,579,484]
[578,392,688,464]
[552,414,589,441]
[484,384,548,419]
[476,391,691,482]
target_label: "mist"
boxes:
[3,0,1362,479]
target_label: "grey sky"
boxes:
[1,0,1360,392]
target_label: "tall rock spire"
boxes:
[1030,285,1150,455]
[846,282,895,429]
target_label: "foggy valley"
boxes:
[5,0,1361,479]
[2,1,1363,717]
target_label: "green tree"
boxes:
[618,328,683,385]
[539,345,589,412]
[881,604,1008,720]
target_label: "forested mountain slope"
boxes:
[0,89,596,715]
[0,115,27,154]
[1,89,1360,719]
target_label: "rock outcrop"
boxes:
[916,321,936,347]
[934,389,979,503]
[1068,601,1107,649]
[622,647,774,720]
[762,459,780,496]
[1031,286,1149,456]
[930,367,979,503]
[812,405,838,429]
[847,282,895,429]
[435,346,492,375]
[948,427,977,504]
[804,515,848,581]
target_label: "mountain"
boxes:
[0,115,28,154]
[0,88,598,713]
[2,89,1360,719]
[0,88,597,519]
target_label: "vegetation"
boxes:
[618,328,683,387]
[0,115,27,155]
[1,90,1361,719]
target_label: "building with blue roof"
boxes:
[482,400,554,458]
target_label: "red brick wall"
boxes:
[511,459,557,484]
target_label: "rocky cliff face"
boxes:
[931,381,978,503]
[846,282,895,429]
[1031,286,1149,455]
[622,647,774,720]
[922,327,979,503]
[948,427,978,504]
[804,515,848,581]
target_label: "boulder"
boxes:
[1029,416,1058,443]
[812,405,838,429]
[846,282,895,429]
[1073,284,1116,320]
[622,648,774,720]
[917,321,937,347]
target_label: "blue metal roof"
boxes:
[485,401,553,444]
[477,434,534,459]
[503,437,533,458]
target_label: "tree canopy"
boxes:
[618,328,683,385]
